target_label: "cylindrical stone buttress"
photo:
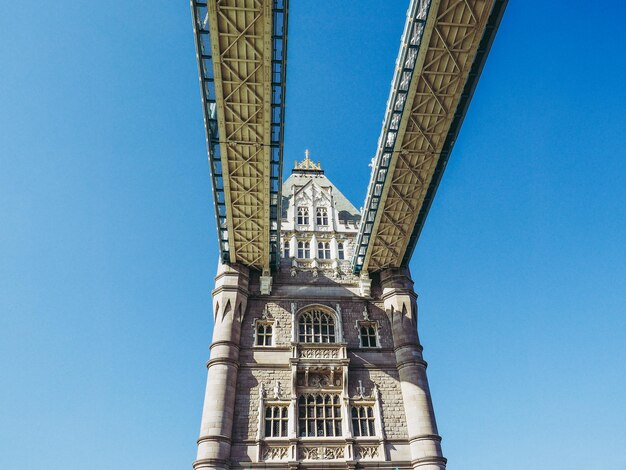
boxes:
[381,268,446,470]
[194,264,249,470]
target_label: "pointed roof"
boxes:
[282,151,360,223]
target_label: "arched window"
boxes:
[298,394,342,437]
[283,240,290,258]
[316,207,328,226]
[337,242,344,260]
[317,242,331,259]
[297,241,310,259]
[297,207,309,225]
[298,309,336,343]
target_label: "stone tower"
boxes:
[194,154,446,469]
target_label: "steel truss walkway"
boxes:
[353,0,507,274]
[190,0,505,278]
[191,0,288,272]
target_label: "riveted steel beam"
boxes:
[353,0,507,274]
[191,0,288,271]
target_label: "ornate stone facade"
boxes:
[194,157,446,469]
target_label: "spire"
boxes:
[294,149,322,172]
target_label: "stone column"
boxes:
[289,234,297,259]
[330,236,338,259]
[380,267,446,470]
[310,233,318,259]
[334,303,345,342]
[194,262,250,470]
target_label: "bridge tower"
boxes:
[194,153,445,469]
[190,0,507,468]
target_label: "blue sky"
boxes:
[1,1,625,469]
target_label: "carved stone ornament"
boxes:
[308,373,329,388]
[259,383,266,399]
[261,304,273,320]
[300,446,343,460]
[313,195,329,207]
[356,380,366,398]
[355,445,379,459]
[263,445,289,461]
[297,367,341,388]
[295,192,312,206]
[273,381,282,399]
[299,348,338,359]
[362,304,370,321]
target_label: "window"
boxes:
[297,207,309,225]
[299,310,336,343]
[316,207,328,226]
[351,406,375,437]
[265,405,289,437]
[360,324,377,348]
[256,322,273,346]
[297,241,310,259]
[283,240,290,258]
[298,394,342,437]
[317,242,331,259]
[337,242,345,260]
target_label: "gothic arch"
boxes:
[295,304,343,343]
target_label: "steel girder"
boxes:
[191,0,288,271]
[353,0,507,274]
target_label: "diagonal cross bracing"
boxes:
[191,0,288,271]
[353,0,507,273]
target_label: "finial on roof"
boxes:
[294,149,322,171]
